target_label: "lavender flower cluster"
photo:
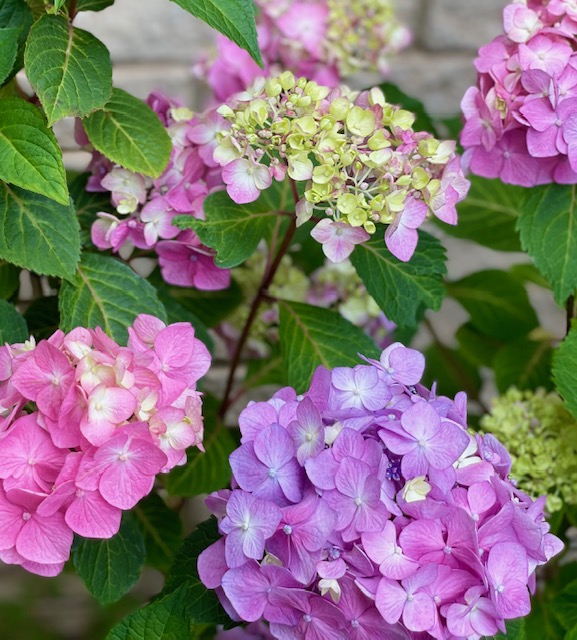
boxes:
[199,343,563,639]
[461,0,577,186]
[86,93,230,290]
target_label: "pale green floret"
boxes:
[480,388,577,513]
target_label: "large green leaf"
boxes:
[168,0,261,65]
[165,395,236,497]
[494,618,526,639]
[278,299,380,392]
[0,299,27,342]
[59,253,167,343]
[0,183,79,279]
[493,337,553,393]
[0,0,33,78]
[175,184,290,268]
[350,231,446,328]
[552,579,577,631]
[518,184,577,304]
[0,27,18,85]
[134,493,183,573]
[447,270,538,341]
[422,342,481,401]
[456,322,504,368]
[72,514,146,605]
[442,176,524,252]
[83,88,171,178]
[25,15,112,126]
[0,98,68,204]
[553,322,577,420]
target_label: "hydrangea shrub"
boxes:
[0,0,576,639]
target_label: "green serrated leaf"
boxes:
[0,298,27,342]
[83,88,171,178]
[106,584,191,640]
[0,0,33,78]
[23,295,60,339]
[494,618,527,639]
[73,514,146,605]
[278,299,380,392]
[553,322,577,420]
[379,82,438,136]
[175,190,280,269]
[552,579,577,631]
[350,231,446,328]
[518,183,577,304]
[25,14,112,126]
[166,396,236,497]
[447,270,539,341]
[163,518,230,626]
[134,493,183,573]
[58,252,167,343]
[493,337,553,393]
[75,0,115,11]
[0,98,68,204]
[0,182,79,279]
[0,27,18,85]
[442,176,525,252]
[0,259,19,299]
[169,0,261,65]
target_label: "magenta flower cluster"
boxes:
[198,343,562,639]
[195,0,410,103]
[86,92,230,290]
[0,315,210,576]
[461,0,577,186]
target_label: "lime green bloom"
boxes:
[480,388,577,512]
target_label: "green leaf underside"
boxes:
[0,27,19,85]
[25,14,112,126]
[278,299,380,392]
[0,183,79,279]
[75,0,115,11]
[72,514,146,605]
[0,298,27,342]
[0,259,20,299]
[493,338,553,393]
[517,184,577,304]
[0,98,68,204]
[175,190,280,269]
[166,395,236,497]
[82,88,171,178]
[58,253,167,343]
[134,493,183,573]
[350,231,446,328]
[553,322,577,420]
[447,270,539,341]
[168,0,261,65]
[443,176,524,252]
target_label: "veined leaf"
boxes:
[278,300,380,392]
[350,231,446,328]
[518,183,577,304]
[59,253,167,343]
[0,182,79,279]
[0,27,19,85]
[0,299,27,342]
[25,14,112,125]
[0,0,33,78]
[0,98,68,204]
[493,337,553,393]
[83,88,171,178]
[553,322,577,420]
[168,0,261,65]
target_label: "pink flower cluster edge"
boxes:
[199,343,563,639]
[0,314,210,576]
[461,0,577,186]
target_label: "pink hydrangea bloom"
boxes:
[0,315,211,576]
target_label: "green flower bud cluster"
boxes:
[215,72,460,237]
[326,0,411,75]
[480,388,577,513]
